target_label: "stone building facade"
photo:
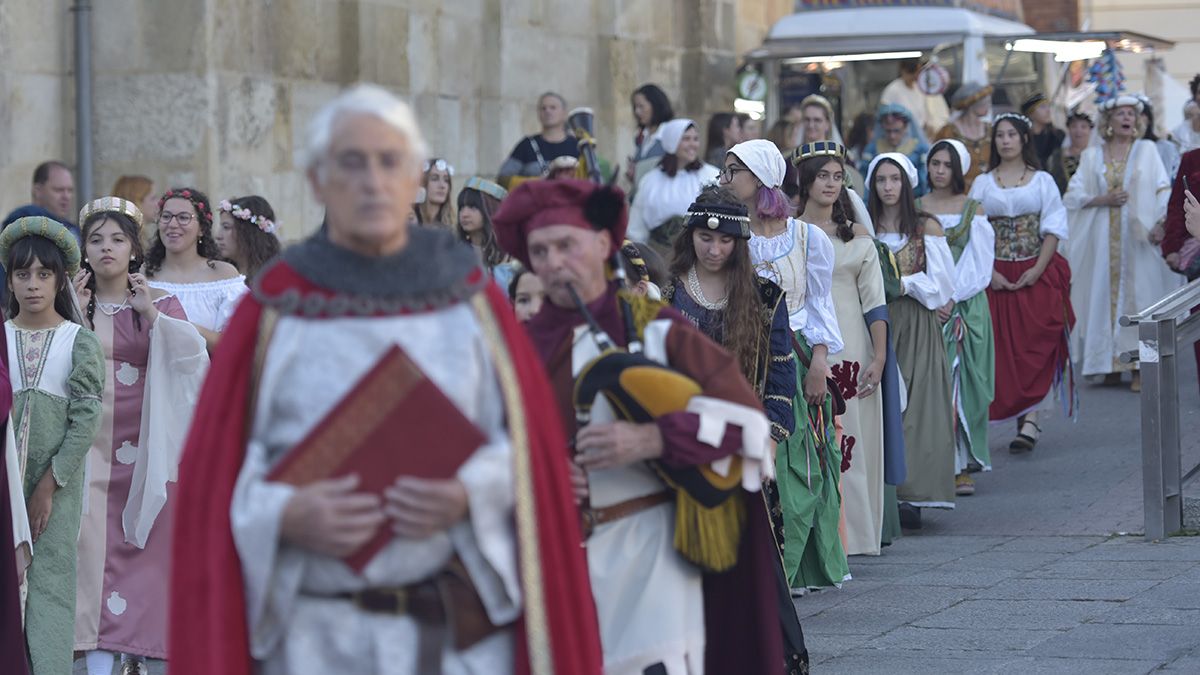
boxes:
[0,0,792,240]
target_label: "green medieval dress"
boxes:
[8,320,104,674]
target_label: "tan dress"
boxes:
[827,237,888,556]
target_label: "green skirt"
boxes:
[942,292,996,471]
[890,297,957,508]
[776,332,850,590]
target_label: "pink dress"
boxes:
[74,295,187,658]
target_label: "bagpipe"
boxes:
[566,110,744,571]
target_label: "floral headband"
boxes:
[157,188,213,230]
[220,199,278,234]
[424,158,455,176]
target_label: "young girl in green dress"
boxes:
[2,216,105,674]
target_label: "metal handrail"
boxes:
[1121,277,1200,541]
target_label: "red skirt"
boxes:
[987,253,1075,421]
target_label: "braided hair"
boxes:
[81,210,146,331]
[144,187,220,277]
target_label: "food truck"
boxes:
[739,1,1174,135]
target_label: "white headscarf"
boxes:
[930,138,971,175]
[867,152,919,189]
[659,118,695,155]
[728,139,786,188]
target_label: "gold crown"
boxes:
[79,196,144,229]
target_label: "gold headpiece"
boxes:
[790,140,847,166]
[79,196,144,229]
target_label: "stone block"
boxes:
[864,626,1054,653]
[914,599,1112,631]
[1128,582,1200,609]
[974,578,1159,602]
[891,562,1022,588]
[817,652,1007,675]
[992,656,1167,675]
[1094,606,1200,626]
[356,3,409,88]
[1027,623,1199,661]
[140,0,210,74]
[800,604,916,636]
[1025,560,1198,581]
[990,536,1109,554]
[824,583,972,618]
[93,72,210,164]
[0,0,70,74]
[1072,537,1200,562]
[212,0,270,74]
[840,562,925,582]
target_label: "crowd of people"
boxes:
[0,72,1199,675]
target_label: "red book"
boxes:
[267,344,486,572]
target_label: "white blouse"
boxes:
[933,212,995,303]
[149,276,247,332]
[968,171,1069,241]
[626,164,720,243]
[877,233,957,311]
[749,218,844,354]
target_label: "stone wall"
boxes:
[0,0,791,241]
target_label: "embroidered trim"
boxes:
[252,264,489,317]
[770,421,791,442]
[765,394,792,403]
[771,354,794,363]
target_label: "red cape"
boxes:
[168,261,601,675]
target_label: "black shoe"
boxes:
[898,503,922,530]
[1009,416,1041,454]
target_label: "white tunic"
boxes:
[148,276,247,331]
[933,212,996,303]
[627,164,720,243]
[230,305,520,674]
[969,171,1069,242]
[571,318,771,675]
[1063,141,1185,376]
[749,218,845,353]
[877,234,958,310]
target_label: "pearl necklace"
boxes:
[96,296,131,316]
[687,266,727,311]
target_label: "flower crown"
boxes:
[424,158,455,176]
[220,199,277,234]
[995,112,1032,128]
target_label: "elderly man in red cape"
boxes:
[493,179,806,674]
[167,84,601,675]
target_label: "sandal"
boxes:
[955,472,976,496]
[1009,417,1041,453]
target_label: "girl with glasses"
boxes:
[144,188,246,350]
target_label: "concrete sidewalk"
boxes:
[798,359,1200,672]
[800,534,1200,673]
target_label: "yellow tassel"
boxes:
[616,289,666,341]
[670,488,745,573]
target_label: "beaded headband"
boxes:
[994,112,1032,128]
[464,176,508,201]
[79,196,144,229]
[790,140,847,166]
[684,202,752,239]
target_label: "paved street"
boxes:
[800,359,1200,673]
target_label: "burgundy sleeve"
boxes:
[653,313,763,468]
[1163,151,1197,257]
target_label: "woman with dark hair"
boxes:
[72,198,208,675]
[1048,108,1094,194]
[627,119,719,248]
[867,152,956,530]
[845,112,876,167]
[969,113,1074,452]
[722,139,849,591]
[704,112,741,166]
[628,84,676,190]
[145,188,245,350]
[795,142,899,556]
[922,140,996,496]
[0,216,104,675]
[1065,96,1181,392]
[662,184,809,670]
[216,195,282,283]
[415,158,456,228]
[457,177,515,289]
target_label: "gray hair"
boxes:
[301,83,429,175]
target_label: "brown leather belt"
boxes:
[334,581,443,618]
[582,491,672,538]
